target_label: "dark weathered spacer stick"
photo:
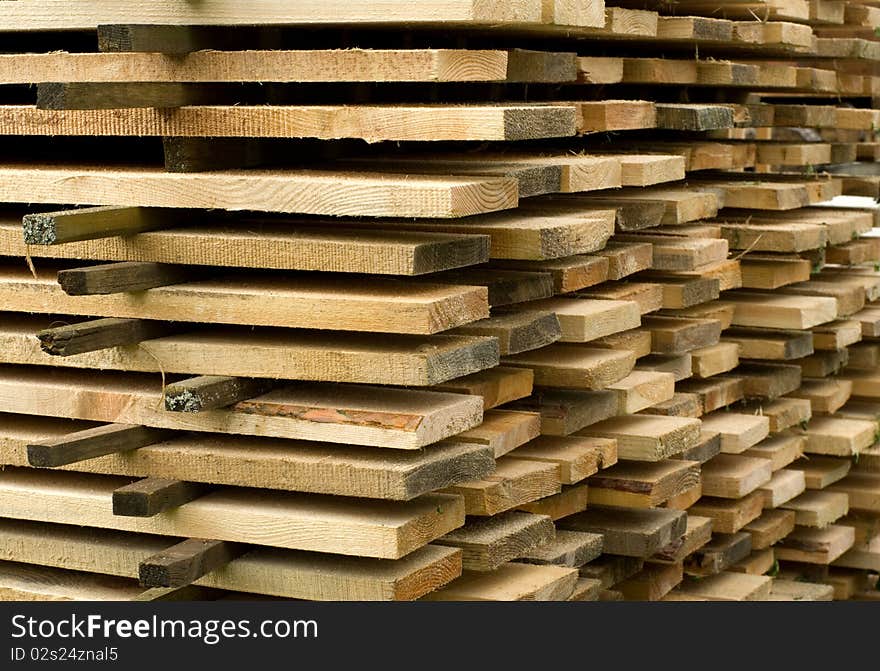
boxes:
[139,539,247,589]
[113,478,213,517]
[57,261,192,295]
[97,24,282,54]
[164,375,274,413]
[36,317,178,356]
[36,82,228,110]
[163,137,271,173]
[27,424,174,468]
[22,206,181,245]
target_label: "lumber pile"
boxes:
[0,0,879,602]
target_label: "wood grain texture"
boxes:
[0,165,519,219]
[0,519,462,600]
[0,367,484,449]
[435,511,554,571]
[1,315,498,386]
[422,562,579,601]
[0,49,573,84]
[4,220,492,276]
[0,105,577,142]
[0,415,495,500]
[0,265,489,334]
[0,468,465,559]
[0,1,574,30]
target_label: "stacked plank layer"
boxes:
[0,0,878,602]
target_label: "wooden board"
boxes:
[689,491,765,534]
[700,412,770,454]
[788,378,852,414]
[354,209,615,261]
[0,367,483,449]
[436,512,554,572]
[511,435,615,485]
[641,316,721,355]
[676,377,744,413]
[800,416,875,457]
[491,254,609,293]
[782,491,850,528]
[578,415,702,461]
[826,473,880,514]
[516,483,589,521]
[742,434,807,472]
[758,469,807,509]
[0,220,494,275]
[0,468,464,559]
[725,292,838,329]
[0,0,609,30]
[0,519,462,600]
[0,415,494,500]
[738,399,812,433]
[673,572,772,601]
[508,389,618,436]
[684,532,752,577]
[0,561,147,602]
[450,311,560,356]
[0,265,489,334]
[652,515,714,564]
[0,103,575,142]
[0,316,498,386]
[431,367,534,410]
[502,345,636,390]
[700,454,773,499]
[0,165,520,219]
[789,456,851,490]
[587,459,701,508]
[776,525,856,564]
[606,371,676,414]
[725,362,802,400]
[516,297,640,342]
[722,328,813,360]
[744,509,797,550]
[454,410,541,458]
[690,342,739,378]
[422,563,579,602]
[641,392,702,418]
[0,49,577,84]
[559,507,687,558]
[616,562,683,601]
[518,530,604,567]
[441,457,561,516]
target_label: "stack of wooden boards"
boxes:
[0,0,878,602]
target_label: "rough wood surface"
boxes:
[0,165,520,219]
[0,49,577,84]
[0,415,494,500]
[0,104,576,142]
[0,468,465,559]
[3,315,498,386]
[0,367,484,449]
[0,519,462,600]
[139,538,246,588]
[560,507,687,558]
[435,512,554,571]
[2,265,490,334]
[27,424,172,468]
[113,478,212,517]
